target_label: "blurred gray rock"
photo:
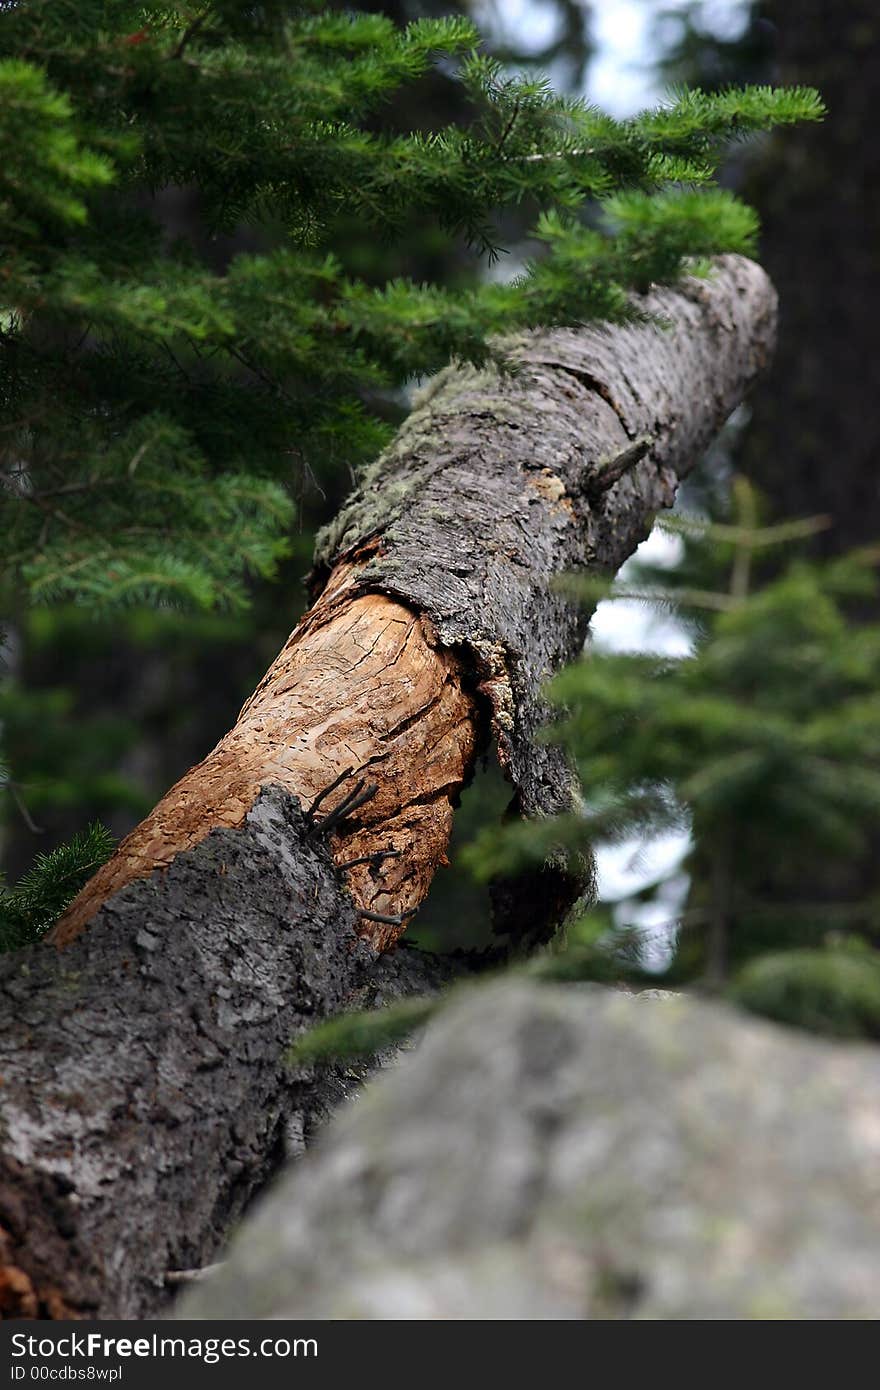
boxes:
[181,982,880,1319]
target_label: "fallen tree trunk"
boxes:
[0,256,776,1318]
[181,981,880,1321]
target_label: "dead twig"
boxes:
[358,907,418,927]
[165,1262,225,1286]
[304,766,355,825]
[336,848,402,871]
[585,433,655,499]
[314,780,379,835]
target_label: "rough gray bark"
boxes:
[184,981,880,1321]
[0,256,775,1319]
[0,789,458,1319]
[317,257,774,822]
[317,254,775,937]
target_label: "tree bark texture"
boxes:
[0,255,776,1317]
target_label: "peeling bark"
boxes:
[0,255,776,1317]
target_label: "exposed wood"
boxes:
[52,560,478,951]
[0,255,777,1317]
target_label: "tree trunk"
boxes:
[0,255,776,1318]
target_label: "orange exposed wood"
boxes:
[49,562,479,951]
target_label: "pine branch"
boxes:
[0,822,114,952]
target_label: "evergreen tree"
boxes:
[467,480,880,1039]
[0,5,820,609]
[649,0,880,979]
[0,819,114,951]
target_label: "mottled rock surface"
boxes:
[184,982,880,1320]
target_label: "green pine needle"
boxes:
[0,821,115,952]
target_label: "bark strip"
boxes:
[0,255,776,1317]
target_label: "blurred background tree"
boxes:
[654,0,880,556]
[641,0,880,959]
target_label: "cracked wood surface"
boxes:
[316,255,777,938]
[0,255,777,1317]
